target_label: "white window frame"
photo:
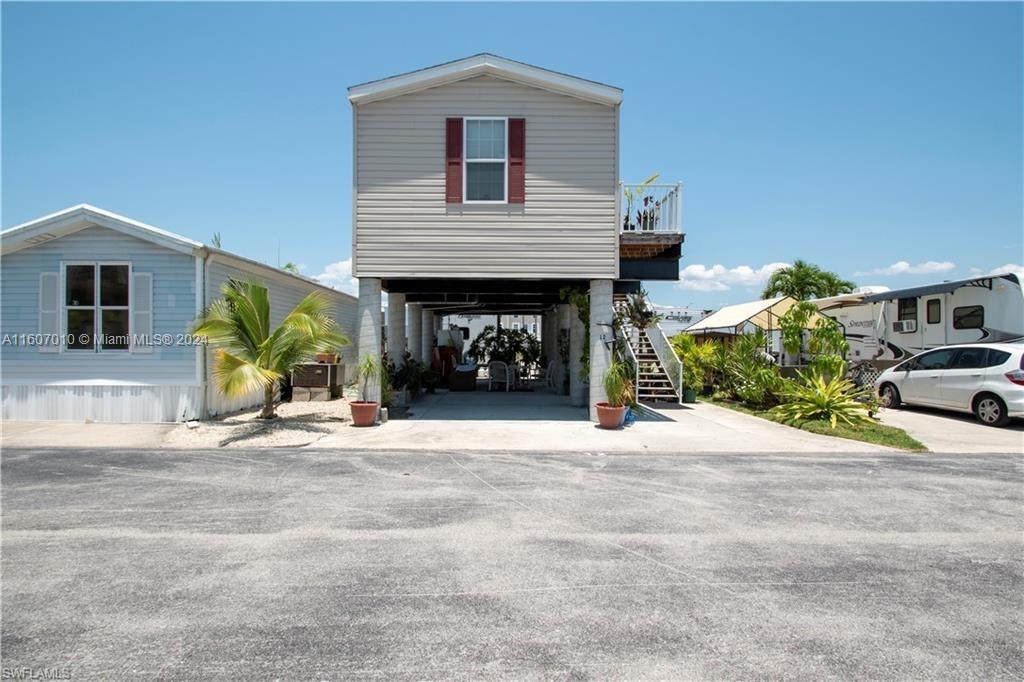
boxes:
[61,261,133,353]
[463,116,508,205]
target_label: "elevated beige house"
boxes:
[348,54,684,419]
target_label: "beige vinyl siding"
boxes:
[355,76,617,279]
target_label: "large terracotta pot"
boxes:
[350,401,378,427]
[595,402,626,429]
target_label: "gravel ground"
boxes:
[164,399,353,448]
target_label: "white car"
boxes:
[874,342,1024,427]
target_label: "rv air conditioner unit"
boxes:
[892,320,917,333]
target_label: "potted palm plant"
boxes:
[351,354,384,427]
[596,359,634,429]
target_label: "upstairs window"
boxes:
[464,118,506,203]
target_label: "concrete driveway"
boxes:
[2,447,1021,678]
[1,401,895,452]
[879,405,1024,453]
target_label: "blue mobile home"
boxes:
[1,205,357,422]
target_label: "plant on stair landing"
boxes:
[620,287,662,332]
[351,354,386,427]
[596,359,635,429]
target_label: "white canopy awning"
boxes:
[683,296,827,334]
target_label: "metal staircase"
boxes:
[614,295,682,404]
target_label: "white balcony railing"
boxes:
[619,182,683,233]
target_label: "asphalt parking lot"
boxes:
[2,447,1022,679]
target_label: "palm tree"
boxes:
[193,279,349,419]
[762,260,854,300]
[817,271,856,297]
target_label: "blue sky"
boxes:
[3,2,1021,309]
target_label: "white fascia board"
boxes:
[348,54,622,106]
[1,204,202,256]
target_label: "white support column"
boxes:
[387,292,407,367]
[357,278,383,409]
[421,309,435,367]
[407,303,423,363]
[589,279,614,421]
[569,302,586,407]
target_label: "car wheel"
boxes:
[974,394,1010,427]
[879,383,901,409]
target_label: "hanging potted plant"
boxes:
[596,359,634,429]
[350,355,384,427]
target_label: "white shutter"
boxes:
[38,272,60,353]
[131,272,153,353]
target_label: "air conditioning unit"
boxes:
[893,320,917,333]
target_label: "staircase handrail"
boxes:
[645,324,684,405]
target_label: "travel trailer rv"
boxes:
[813,273,1023,368]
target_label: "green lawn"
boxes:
[701,397,928,452]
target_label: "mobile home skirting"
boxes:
[2,384,204,423]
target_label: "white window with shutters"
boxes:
[50,262,151,354]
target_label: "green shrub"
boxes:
[603,359,635,408]
[468,325,540,365]
[723,332,783,408]
[771,371,873,428]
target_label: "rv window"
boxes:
[926,299,941,324]
[952,305,984,330]
[897,298,917,322]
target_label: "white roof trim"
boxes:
[348,53,622,106]
[1,204,203,256]
[2,204,358,302]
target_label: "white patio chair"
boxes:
[487,361,510,392]
[543,360,559,392]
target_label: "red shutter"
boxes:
[508,118,525,204]
[445,117,463,204]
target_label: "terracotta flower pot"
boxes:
[596,402,627,429]
[350,401,379,427]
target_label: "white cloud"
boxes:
[315,258,358,296]
[676,262,790,292]
[982,263,1024,277]
[853,260,955,277]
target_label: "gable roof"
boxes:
[1,204,203,256]
[684,296,828,334]
[0,204,356,301]
[347,53,623,106]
